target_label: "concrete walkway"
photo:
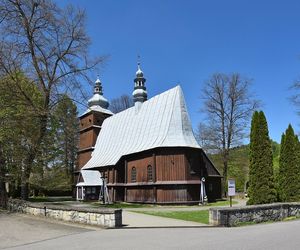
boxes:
[121,199,247,228]
[122,211,207,228]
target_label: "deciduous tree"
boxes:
[0,0,103,199]
[0,74,42,200]
[199,73,259,196]
[110,94,134,113]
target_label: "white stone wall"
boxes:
[7,199,122,228]
[209,203,300,227]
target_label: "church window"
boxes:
[131,167,136,182]
[147,165,153,182]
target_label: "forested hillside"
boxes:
[208,141,280,192]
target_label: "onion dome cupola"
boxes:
[132,61,147,104]
[88,76,109,109]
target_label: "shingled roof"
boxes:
[82,85,200,169]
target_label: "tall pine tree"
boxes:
[247,111,276,205]
[278,124,300,201]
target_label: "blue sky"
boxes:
[60,0,300,143]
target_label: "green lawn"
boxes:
[28,196,74,203]
[90,202,153,209]
[207,200,238,207]
[28,198,238,210]
[134,210,209,224]
[90,200,237,209]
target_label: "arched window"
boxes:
[131,167,136,182]
[147,165,153,182]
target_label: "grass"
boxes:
[206,200,238,207]
[28,196,74,203]
[283,216,300,222]
[28,198,238,210]
[89,200,238,209]
[133,210,209,224]
[90,202,154,209]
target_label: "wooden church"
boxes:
[74,63,222,204]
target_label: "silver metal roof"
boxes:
[80,105,113,117]
[76,170,103,186]
[82,85,200,170]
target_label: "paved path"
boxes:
[122,211,206,228]
[122,198,246,228]
[2,211,300,250]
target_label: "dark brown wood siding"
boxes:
[76,150,92,171]
[96,147,222,203]
[156,187,188,203]
[126,187,155,203]
[127,154,154,183]
[155,148,187,181]
[76,111,112,171]
[205,177,222,201]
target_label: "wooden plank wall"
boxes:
[127,155,154,183]
[156,188,188,203]
[77,151,92,170]
[156,153,187,181]
[126,188,155,203]
[103,148,221,203]
[126,149,188,184]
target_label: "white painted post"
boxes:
[199,177,207,205]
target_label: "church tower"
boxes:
[75,77,113,175]
[132,60,147,106]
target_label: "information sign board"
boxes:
[228,179,236,197]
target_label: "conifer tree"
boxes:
[278,125,300,201]
[247,111,276,204]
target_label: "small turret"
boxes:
[88,76,109,109]
[132,59,147,105]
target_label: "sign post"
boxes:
[228,179,236,207]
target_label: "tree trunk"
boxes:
[0,148,7,208]
[222,150,229,198]
[20,112,49,200]
[21,166,30,200]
